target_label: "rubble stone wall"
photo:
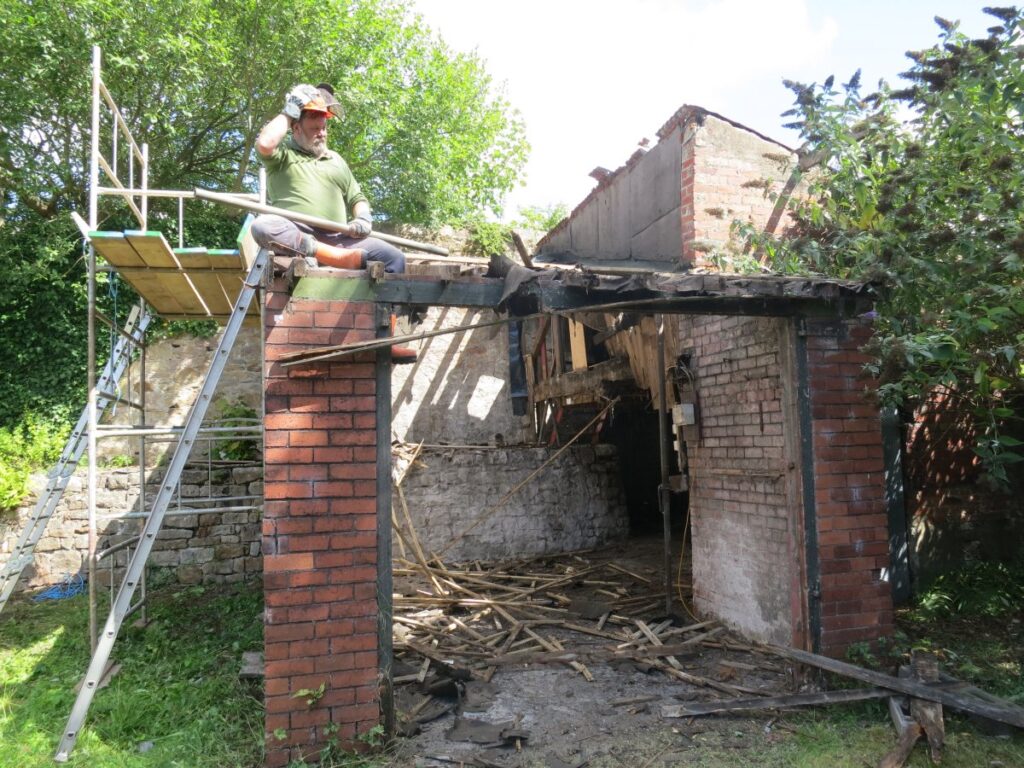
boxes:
[399,444,629,562]
[1,465,263,591]
[390,306,531,446]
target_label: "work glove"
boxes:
[349,216,372,238]
[283,84,317,119]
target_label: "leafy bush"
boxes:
[464,218,512,257]
[740,8,1024,481]
[515,203,568,233]
[213,400,261,462]
[913,559,1024,621]
[0,415,71,513]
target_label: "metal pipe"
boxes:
[96,536,141,560]
[102,504,262,520]
[656,314,673,616]
[96,391,143,411]
[141,144,148,229]
[94,424,261,437]
[193,187,450,256]
[87,44,101,654]
[96,187,260,200]
[138,304,148,626]
[95,309,148,346]
[98,80,144,164]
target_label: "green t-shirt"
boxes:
[261,137,368,225]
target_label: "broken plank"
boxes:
[765,644,1024,729]
[661,688,893,718]
[522,627,593,681]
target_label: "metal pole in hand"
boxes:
[193,187,450,257]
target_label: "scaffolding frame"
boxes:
[25,46,270,761]
[81,45,266,647]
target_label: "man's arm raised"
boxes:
[256,114,290,158]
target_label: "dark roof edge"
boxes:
[656,104,795,153]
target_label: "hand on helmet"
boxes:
[284,84,319,119]
[349,216,373,238]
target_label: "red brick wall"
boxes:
[680,135,697,266]
[688,115,799,268]
[262,279,382,767]
[681,316,801,646]
[805,319,894,655]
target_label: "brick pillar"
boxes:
[262,277,384,767]
[804,318,894,656]
[680,132,697,267]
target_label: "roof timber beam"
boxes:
[291,272,872,318]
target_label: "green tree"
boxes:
[745,6,1024,482]
[0,0,528,426]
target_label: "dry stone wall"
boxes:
[1,464,263,591]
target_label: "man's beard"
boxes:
[295,132,327,158]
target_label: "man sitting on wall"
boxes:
[252,83,416,363]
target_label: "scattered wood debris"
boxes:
[390,463,1022,765]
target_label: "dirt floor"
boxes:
[386,539,797,767]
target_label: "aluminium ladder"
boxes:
[0,304,152,617]
[54,246,269,763]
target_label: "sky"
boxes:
[407,1,997,219]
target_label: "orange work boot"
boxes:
[390,314,418,364]
[313,241,365,269]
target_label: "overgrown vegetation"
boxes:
[914,557,1024,622]
[738,6,1024,482]
[213,400,262,463]
[0,415,70,514]
[463,204,569,256]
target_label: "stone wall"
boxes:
[1,464,262,591]
[391,306,530,446]
[96,326,264,464]
[398,444,629,561]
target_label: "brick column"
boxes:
[804,318,894,656]
[680,133,697,267]
[262,276,384,767]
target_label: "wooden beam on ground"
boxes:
[765,644,1024,729]
[661,688,896,718]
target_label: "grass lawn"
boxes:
[0,579,264,767]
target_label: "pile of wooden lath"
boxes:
[390,549,1024,767]
[389,444,760,703]
[389,446,1024,767]
[388,545,788,723]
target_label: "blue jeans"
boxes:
[250,214,406,274]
